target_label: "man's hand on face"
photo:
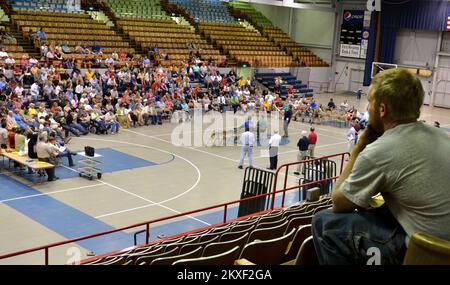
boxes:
[358,124,383,148]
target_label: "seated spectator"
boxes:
[111,52,119,61]
[61,44,71,54]
[74,45,84,54]
[27,132,38,159]
[326,98,336,111]
[92,42,102,54]
[105,57,114,66]
[28,29,36,42]
[312,68,450,265]
[340,99,349,112]
[104,110,119,134]
[0,47,8,58]
[48,134,75,167]
[36,132,58,181]
[36,28,46,42]
[19,55,29,70]
[29,57,38,65]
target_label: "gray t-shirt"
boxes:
[340,121,450,240]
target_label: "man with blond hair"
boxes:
[313,68,450,264]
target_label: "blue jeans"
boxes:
[109,121,119,133]
[312,206,407,265]
[59,150,74,167]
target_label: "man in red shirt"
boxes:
[308,127,317,157]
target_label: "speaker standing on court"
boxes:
[267,130,281,170]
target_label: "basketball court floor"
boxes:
[0,93,449,264]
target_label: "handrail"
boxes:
[271,152,348,209]
[0,152,349,264]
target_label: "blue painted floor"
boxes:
[0,145,306,257]
[0,175,133,254]
[1,148,157,182]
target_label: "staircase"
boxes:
[161,0,233,65]
[81,0,117,23]
[5,22,40,58]
[80,0,144,56]
[87,10,114,27]
[114,27,144,55]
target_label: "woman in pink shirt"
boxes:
[20,56,29,70]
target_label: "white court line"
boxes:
[123,129,240,163]
[123,129,301,186]
[72,138,209,225]
[95,180,208,226]
[0,183,103,203]
[60,164,208,226]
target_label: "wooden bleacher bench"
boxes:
[0,150,54,170]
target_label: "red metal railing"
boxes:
[0,152,348,265]
[271,152,348,209]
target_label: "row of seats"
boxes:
[264,26,328,67]
[10,9,90,18]
[14,20,109,30]
[139,38,207,45]
[256,71,313,97]
[2,45,24,52]
[221,45,280,51]
[23,27,116,36]
[117,17,223,62]
[198,22,293,67]
[11,14,98,23]
[12,10,134,55]
[127,31,201,40]
[121,26,191,33]
[229,51,287,56]
[158,49,220,55]
[138,42,210,49]
[105,0,170,19]
[169,0,238,23]
[0,36,28,60]
[216,40,273,47]
[11,0,83,12]
[81,196,332,265]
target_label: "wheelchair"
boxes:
[89,119,110,135]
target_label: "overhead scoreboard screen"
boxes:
[339,10,371,59]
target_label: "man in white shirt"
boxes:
[238,127,255,169]
[5,57,15,65]
[14,84,24,97]
[217,93,226,113]
[0,50,8,58]
[30,82,40,102]
[346,124,357,160]
[268,130,281,170]
[75,83,84,100]
[265,93,274,105]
